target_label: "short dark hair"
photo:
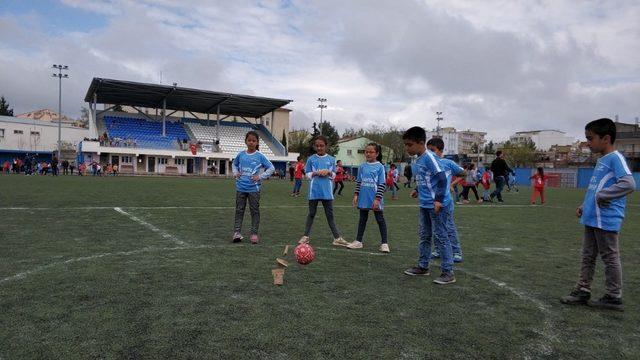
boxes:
[426,137,444,151]
[402,126,426,143]
[313,135,328,145]
[297,156,301,161]
[496,150,503,157]
[585,118,616,144]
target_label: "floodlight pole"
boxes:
[317,97,327,134]
[436,111,443,136]
[52,64,69,159]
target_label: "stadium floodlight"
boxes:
[317,98,328,134]
[52,64,70,160]
[436,111,443,136]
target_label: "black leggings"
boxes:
[462,185,479,201]
[304,200,341,238]
[333,181,344,195]
[356,209,388,244]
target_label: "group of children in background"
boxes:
[231,119,635,303]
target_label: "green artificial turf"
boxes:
[1,175,639,359]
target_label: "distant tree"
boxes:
[288,129,311,156]
[318,121,340,156]
[281,129,287,149]
[471,143,479,153]
[363,125,407,162]
[342,127,364,139]
[500,140,537,167]
[0,95,14,116]
[484,140,495,154]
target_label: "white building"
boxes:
[426,127,486,155]
[509,130,575,151]
[0,115,88,161]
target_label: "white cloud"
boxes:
[0,0,638,142]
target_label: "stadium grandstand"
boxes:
[80,78,296,176]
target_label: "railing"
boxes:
[257,124,286,156]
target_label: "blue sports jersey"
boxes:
[357,161,386,210]
[412,150,446,209]
[581,151,632,232]
[232,150,275,193]
[305,154,336,200]
[440,158,464,206]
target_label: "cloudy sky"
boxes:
[1,0,638,141]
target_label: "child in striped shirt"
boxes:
[348,143,390,252]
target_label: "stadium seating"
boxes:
[103,116,190,150]
[184,121,275,156]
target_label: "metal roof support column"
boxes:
[216,104,220,145]
[162,98,166,137]
[91,92,97,138]
[271,110,275,133]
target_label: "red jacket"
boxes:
[334,166,345,182]
[294,162,304,179]
[531,174,549,189]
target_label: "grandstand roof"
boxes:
[84,78,292,118]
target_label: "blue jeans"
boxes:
[446,202,461,256]
[490,176,505,201]
[418,207,453,273]
[293,179,302,193]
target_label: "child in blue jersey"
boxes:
[298,135,349,247]
[402,127,455,285]
[231,131,275,244]
[347,143,390,252]
[427,137,466,263]
[561,118,635,311]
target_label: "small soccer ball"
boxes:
[294,243,315,265]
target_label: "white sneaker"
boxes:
[298,236,310,244]
[379,243,390,253]
[332,237,350,247]
[347,240,363,249]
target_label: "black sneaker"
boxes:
[560,288,591,305]
[588,294,624,311]
[232,232,243,243]
[433,272,456,284]
[498,199,504,203]
[404,266,430,276]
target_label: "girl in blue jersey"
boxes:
[348,143,389,252]
[298,135,349,247]
[231,131,275,244]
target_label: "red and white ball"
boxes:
[294,243,315,265]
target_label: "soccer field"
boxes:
[1,175,639,359]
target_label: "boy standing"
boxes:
[427,137,466,263]
[402,127,455,284]
[561,118,635,311]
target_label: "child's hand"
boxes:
[576,205,583,217]
[372,198,380,211]
[410,190,418,198]
[596,197,610,208]
[352,195,358,207]
[252,175,260,182]
[234,173,241,179]
[434,201,442,214]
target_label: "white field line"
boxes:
[456,266,558,357]
[113,207,186,246]
[483,247,513,254]
[0,204,575,210]
[0,243,382,285]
